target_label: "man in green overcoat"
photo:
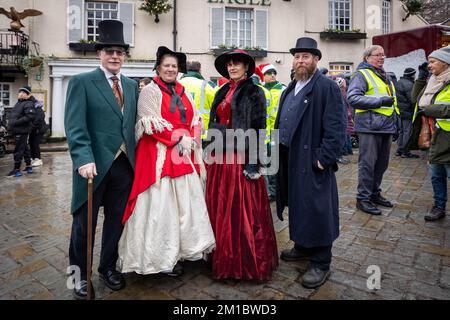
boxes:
[64,20,138,300]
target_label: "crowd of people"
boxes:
[6,19,447,299]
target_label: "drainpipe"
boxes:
[173,0,177,51]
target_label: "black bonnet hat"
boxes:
[154,46,187,74]
[214,49,255,79]
[94,20,129,51]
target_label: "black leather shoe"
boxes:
[401,152,420,159]
[356,200,381,215]
[425,206,446,221]
[73,280,95,300]
[370,195,393,207]
[301,267,331,289]
[280,247,310,262]
[99,270,125,291]
[163,262,184,277]
[336,157,350,164]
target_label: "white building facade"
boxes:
[0,0,426,137]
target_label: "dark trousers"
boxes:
[342,134,353,155]
[396,119,413,154]
[429,164,450,210]
[295,243,333,271]
[69,153,133,280]
[29,132,43,159]
[357,133,392,201]
[13,134,31,169]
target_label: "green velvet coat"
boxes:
[64,67,138,213]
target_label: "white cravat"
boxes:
[294,76,313,96]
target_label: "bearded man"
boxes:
[275,37,346,289]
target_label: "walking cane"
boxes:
[86,178,93,300]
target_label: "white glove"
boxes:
[317,160,324,170]
[178,135,195,156]
[78,163,97,179]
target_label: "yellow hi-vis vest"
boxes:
[265,86,284,144]
[434,83,450,131]
[179,77,215,139]
[256,84,271,143]
[412,84,450,132]
[355,69,398,117]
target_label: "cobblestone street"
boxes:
[0,147,449,300]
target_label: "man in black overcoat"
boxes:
[275,37,346,288]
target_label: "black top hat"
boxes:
[94,20,129,51]
[290,37,322,60]
[214,49,255,79]
[154,46,187,74]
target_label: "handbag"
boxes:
[418,115,431,150]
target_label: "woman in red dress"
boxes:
[118,46,215,277]
[205,49,278,281]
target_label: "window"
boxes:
[85,1,118,42]
[0,83,10,107]
[225,8,252,48]
[382,0,391,34]
[211,8,267,49]
[329,63,352,76]
[328,0,352,31]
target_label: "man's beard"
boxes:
[295,65,316,81]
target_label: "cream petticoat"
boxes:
[118,173,216,274]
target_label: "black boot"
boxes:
[163,262,184,277]
[424,206,446,221]
[99,270,125,291]
[301,267,331,289]
[280,246,310,262]
[356,200,381,215]
[73,280,95,300]
[370,195,393,207]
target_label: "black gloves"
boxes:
[243,164,261,180]
[418,62,430,80]
[380,96,395,107]
[393,114,400,142]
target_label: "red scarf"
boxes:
[217,78,245,127]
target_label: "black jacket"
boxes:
[206,77,267,170]
[8,96,36,135]
[274,70,346,247]
[395,76,415,120]
[31,106,48,135]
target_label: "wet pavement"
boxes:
[0,145,449,300]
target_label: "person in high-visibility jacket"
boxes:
[250,72,272,128]
[411,45,450,221]
[347,45,399,216]
[258,63,286,200]
[179,61,215,140]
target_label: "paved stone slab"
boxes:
[1,149,449,300]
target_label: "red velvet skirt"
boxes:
[205,153,279,281]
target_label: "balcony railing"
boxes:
[0,29,29,69]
